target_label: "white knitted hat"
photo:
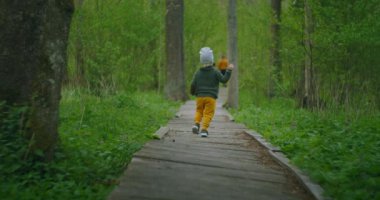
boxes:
[199,47,214,65]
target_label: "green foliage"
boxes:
[184,0,228,82]
[67,0,380,109]
[68,0,166,93]
[0,90,179,199]
[281,0,380,110]
[233,90,380,199]
[0,102,29,177]
[237,0,271,98]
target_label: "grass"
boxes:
[0,89,180,200]
[231,91,380,200]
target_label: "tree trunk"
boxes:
[165,0,188,101]
[0,1,74,161]
[268,0,282,97]
[227,0,239,109]
[155,31,165,93]
[303,0,317,109]
[74,0,86,86]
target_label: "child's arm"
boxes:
[217,64,234,83]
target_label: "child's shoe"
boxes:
[200,129,208,137]
[192,123,200,134]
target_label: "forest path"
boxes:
[108,88,313,200]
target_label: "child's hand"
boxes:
[227,64,234,70]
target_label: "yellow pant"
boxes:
[194,97,216,131]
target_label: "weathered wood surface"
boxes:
[108,88,312,200]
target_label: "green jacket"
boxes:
[190,65,232,99]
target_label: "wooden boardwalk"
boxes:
[108,88,313,200]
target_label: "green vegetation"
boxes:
[233,1,380,197]
[233,90,380,199]
[68,0,166,93]
[280,0,380,109]
[1,0,379,199]
[0,91,179,199]
[68,0,229,93]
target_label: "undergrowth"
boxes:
[232,91,380,200]
[0,90,179,200]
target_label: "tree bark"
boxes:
[268,0,282,97]
[227,0,239,109]
[0,0,74,161]
[165,0,188,101]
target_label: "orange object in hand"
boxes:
[217,56,229,70]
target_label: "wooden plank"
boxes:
[164,132,250,140]
[169,115,230,122]
[108,158,300,200]
[164,133,250,143]
[144,140,260,154]
[155,138,260,153]
[134,148,283,175]
[141,142,262,163]
[167,123,246,130]
[153,126,170,140]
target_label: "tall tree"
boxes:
[0,1,74,161]
[302,0,317,108]
[165,0,188,101]
[227,0,239,108]
[73,0,86,86]
[268,0,282,97]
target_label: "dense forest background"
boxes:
[1,0,379,199]
[68,0,380,112]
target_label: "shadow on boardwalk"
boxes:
[108,88,314,200]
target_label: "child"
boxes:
[217,54,229,75]
[190,47,234,137]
